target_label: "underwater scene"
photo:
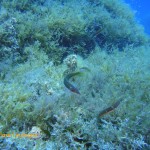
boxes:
[125,0,150,35]
[0,0,150,149]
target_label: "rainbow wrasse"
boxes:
[64,72,83,94]
[98,98,123,117]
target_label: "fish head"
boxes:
[69,85,80,94]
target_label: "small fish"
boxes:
[64,72,83,94]
[98,98,123,117]
[79,67,91,72]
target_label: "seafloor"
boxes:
[0,0,150,149]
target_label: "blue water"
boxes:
[125,0,150,35]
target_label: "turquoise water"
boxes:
[125,0,150,34]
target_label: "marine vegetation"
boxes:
[0,0,150,149]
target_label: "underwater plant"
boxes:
[0,0,150,149]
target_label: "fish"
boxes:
[98,98,123,117]
[64,72,83,94]
[79,67,91,72]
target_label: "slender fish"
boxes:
[98,98,123,117]
[64,72,83,94]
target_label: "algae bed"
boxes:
[0,0,150,149]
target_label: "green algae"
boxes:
[0,0,150,149]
